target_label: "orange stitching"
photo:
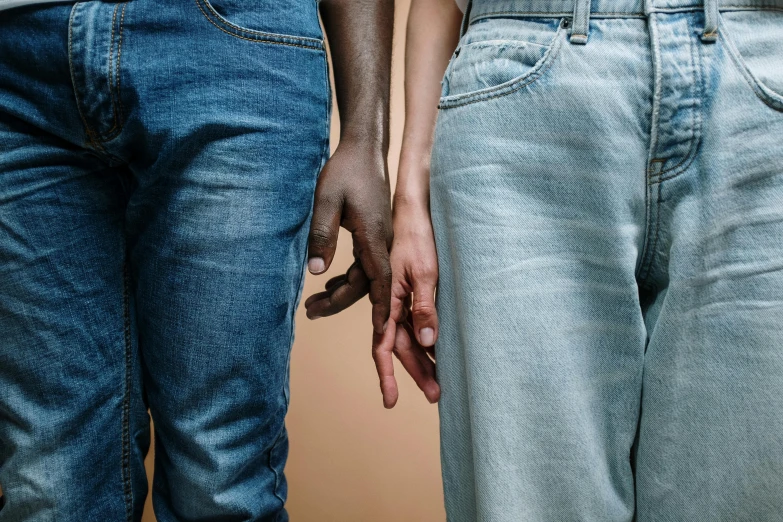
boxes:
[107,4,119,133]
[194,0,323,49]
[201,0,322,44]
[116,3,126,125]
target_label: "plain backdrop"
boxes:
[141,1,446,520]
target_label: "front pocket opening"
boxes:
[439,17,566,108]
[195,0,324,49]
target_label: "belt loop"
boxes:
[570,0,592,44]
[460,0,474,39]
[702,0,719,42]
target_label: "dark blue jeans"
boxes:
[0,1,330,520]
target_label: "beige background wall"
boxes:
[141,1,446,520]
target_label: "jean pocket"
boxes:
[721,10,783,112]
[438,17,566,109]
[194,0,324,50]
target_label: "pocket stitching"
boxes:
[195,0,324,50]
[439,23,565,110]
[720,12,783,112]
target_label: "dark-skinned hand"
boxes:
[304,141,393,336]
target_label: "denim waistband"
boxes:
[467,0,783,20]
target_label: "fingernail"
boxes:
[308,257,325,274]
[420,327,435,346]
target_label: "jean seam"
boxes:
[68,5,101,152]
[721,13,783,111]
[472,10,647,19]
[68,3,123,162]
[637,12,662,284]
[121,256,134,522]
[638,174,663,288]
[93,1,126,142]
[649,15,703,183]
[194,0,324,50]
[470,5,783,22]
[438,25,564,109]
[269,48,331,510]
[107,3,120,134]
[115,4,127,128]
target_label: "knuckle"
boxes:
[314,190,342,209]
[411,301,436,317]
[411,261,438,280]
[362,215,389,241]
[309,224,335,248]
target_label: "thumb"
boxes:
[411,276,438,348]
[308,189,342,275]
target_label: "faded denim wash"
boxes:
[431,0,783,520]
[0,1,330,520]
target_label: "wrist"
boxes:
[393,194,432,236]
[339,114,390,154]
[336,134,389,158]
[393,190,429,211]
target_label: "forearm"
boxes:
[319,0,394,153]
[395,0,462,211]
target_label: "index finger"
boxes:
[355,226,392,335]
[372,318,398,409]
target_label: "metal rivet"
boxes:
[561,18,571,28]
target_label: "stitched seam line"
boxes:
[121,257,134,522]
[439,26,564,109]
[195,0,323,49]
[68,4,121,159]
[638,162,663,284]
[637,174,652,281]
[68,5,101,150]
[640,177,663,288]
[469,4,783,22]
[201,0,321,44]
[269,426,288,507]
[107,4,120,134]
[472,10,646,18]
[636,13,662,283]
[721,13,783,111]
[99,2,127,141]
[116,3,127,127]
[651,16,704,182]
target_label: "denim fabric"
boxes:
[0,1,330,520]
[0,1,69,11]
[431,0,783,520]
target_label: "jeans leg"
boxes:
[0,131,149,522]
[636,11,783,520]
[430,18,653,522]
[116,2,330,518]
[0,6,149,521]
[127,120,328,521]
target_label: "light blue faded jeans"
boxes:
[0,1,329,520]
[431,0,783,520]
